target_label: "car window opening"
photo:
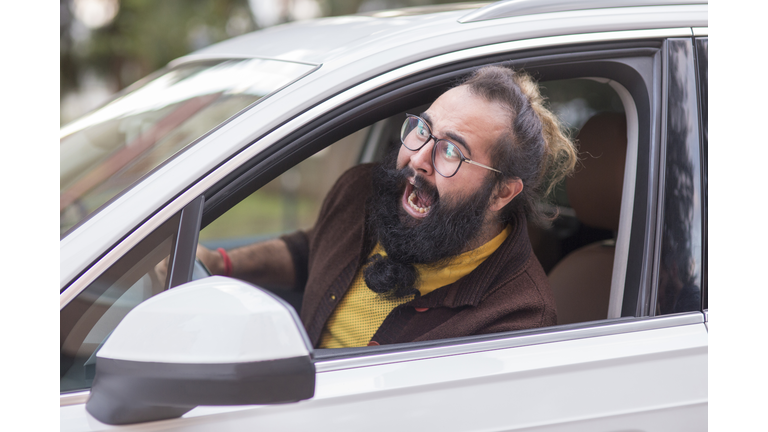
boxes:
[198,75,634,344]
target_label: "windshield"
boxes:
[60,58,316,236]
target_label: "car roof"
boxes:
[173,0,707,66]
[458,0,708,23]
[172,8,480,65]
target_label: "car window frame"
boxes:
[186,41,667,354]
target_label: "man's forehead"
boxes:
[420,111,470,154]
[427,86,508,123]
[423,86,509,155]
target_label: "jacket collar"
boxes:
[408,213,532,309]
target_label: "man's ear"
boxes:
[489,178,523,212]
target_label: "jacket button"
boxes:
[415,307,429,312]
[367,341,380,346]
[330,295,336,300]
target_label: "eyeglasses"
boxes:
[400,114,502,178]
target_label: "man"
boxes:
[198,65,578,348]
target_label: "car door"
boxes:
[61,30,707,432]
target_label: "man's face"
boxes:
[364,86,514,297]
[365,85,524,296]
[364,87,512,296]
[396,85,510,222]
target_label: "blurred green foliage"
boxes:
[61,0,472,93]
[60,0,475,124]
[61,0,255,98]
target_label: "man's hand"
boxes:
[153,245,226,285]
[153,255,170,288]
[154,239,296,289]
[196,244,226,275]
[198,239,297,290]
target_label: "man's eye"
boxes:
[417,122,429,137]
[444,144,461,160]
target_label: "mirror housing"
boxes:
[85,277,315,425]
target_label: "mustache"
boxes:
[382,164,440,217]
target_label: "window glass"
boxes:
[60,59,316,235]
[696,38,708,310]
[656,39,703,315]
[60,213,180,393]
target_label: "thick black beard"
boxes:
[363,149,497,298]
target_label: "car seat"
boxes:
[548,112,627,325]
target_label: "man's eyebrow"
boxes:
[420,112,472,157]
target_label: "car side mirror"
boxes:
[85,276,315,425]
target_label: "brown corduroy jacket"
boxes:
[281,164,556,348]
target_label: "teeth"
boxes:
[408,191,431,214]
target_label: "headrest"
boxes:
[567,112,627,232]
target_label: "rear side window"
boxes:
[655,38,703,315]
[695,37,708,311]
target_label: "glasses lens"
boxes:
[434,140,462,177]
[401,116,430,150]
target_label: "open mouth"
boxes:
[402,178,435,218]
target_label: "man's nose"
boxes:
[409,141,434,176]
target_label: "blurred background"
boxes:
[60,0,473,125]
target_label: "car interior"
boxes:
[198,75,635,328]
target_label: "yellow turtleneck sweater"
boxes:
[319,225,511,348]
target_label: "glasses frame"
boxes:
[401,114,503,178]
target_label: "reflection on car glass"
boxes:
[60,215,178,393]
[657,39,702,314]
[60,59,316,236]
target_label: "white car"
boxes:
[60,0,708,430]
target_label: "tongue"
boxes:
[414,189,434,208]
